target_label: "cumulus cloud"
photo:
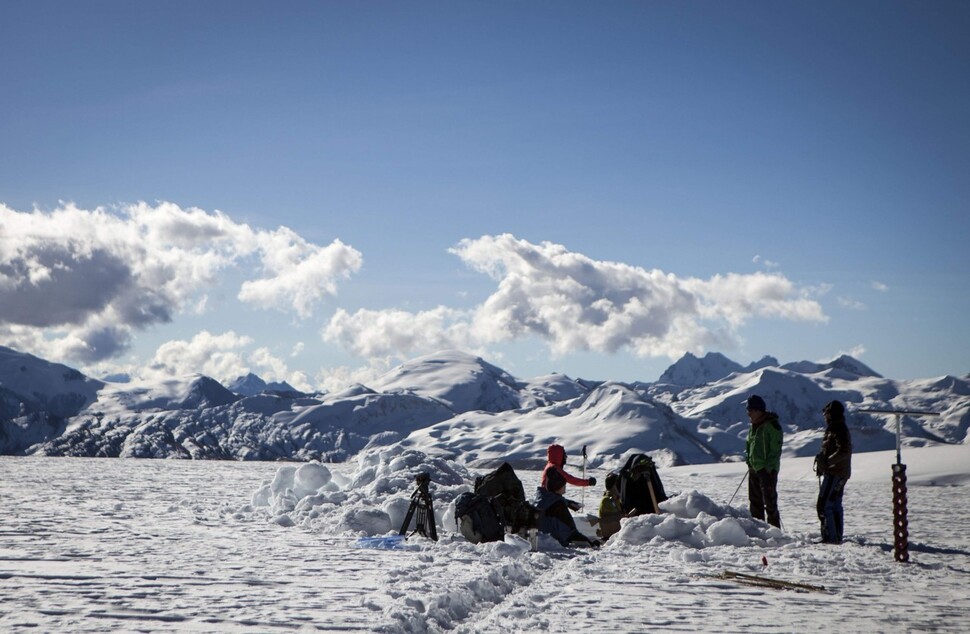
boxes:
[239,230,362,318]
[249,346,313,392]
[103,332,311,391]
[872,281,889,292]
[323,306,476,358]
[147,331,254,382]
[0,202,361,363]
[315,361,395,394]
[323,234,828,363]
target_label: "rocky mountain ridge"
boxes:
[1,346,966,468]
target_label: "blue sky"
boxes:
[1,1,967,389]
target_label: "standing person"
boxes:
[744,395,783,528]
[533,444,598,547]
[815,400,852,544]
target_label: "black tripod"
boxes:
[398,472,438,541]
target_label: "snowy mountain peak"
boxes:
[228,372,297,396]
[658,352,743,386]
[567,383,680,436]
[181,375,240,410]
[229,373,265,396]
[518,372,589,407]
[331,383,377,399]
[743,355,780,372]
[95,374,238,413]
[370,350,522,413]
[782,355,881,378]
[0,345,103,419]
[1,345,967,467]
[826,355,882,378]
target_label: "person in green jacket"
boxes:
[744,394,783,528]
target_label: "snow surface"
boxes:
[3,442,969,632]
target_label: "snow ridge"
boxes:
[1,346,967,469]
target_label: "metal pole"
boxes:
[581,444,588,510]
[857,408,940,563]
[895,413,902,466]
[728,470,748,507]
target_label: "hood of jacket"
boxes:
[547,444,566,468]
[753,411,782,432]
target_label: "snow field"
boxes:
[245,444,970,632]
[2,443,968,632]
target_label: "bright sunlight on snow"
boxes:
[2,443,968,632]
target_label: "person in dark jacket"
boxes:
[744,394,783,528]
[534,444,598,546]
[815,400,852,544]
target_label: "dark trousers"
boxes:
[749,468,781,528]
[817,474,848,543]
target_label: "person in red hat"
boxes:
[541,444,595,494]
[534,444,598,547]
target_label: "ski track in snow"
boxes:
[2,456,969,633]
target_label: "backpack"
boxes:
[475,462,525,499]
[454,491,504,544]
[474,462,538,534]
[617,453,668,514]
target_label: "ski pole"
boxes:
[728,470,748,507]
[581,444,588,510]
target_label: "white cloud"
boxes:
[249,347,290,380]
[820,345,867,364]
[147,331,253,383]
[752,254,780,269]
[838,296,867,310]
[324,234,828,363]
[802,282,833,297]
[315,361,394,394]
[90,333,313,391]
[323,306,476,358]
[238,230,362,318]
[844,344,866,358]
[872,281,889,292]
[683,272,828,327]
[249,346,313,392]
[0,202,361,364]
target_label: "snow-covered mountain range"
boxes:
[1,345,967,468]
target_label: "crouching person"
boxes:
[533,444,599,547]
[597,472,624,540]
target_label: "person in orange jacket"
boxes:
[534,444,598,547]
[541,444,596,494]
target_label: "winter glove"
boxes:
[566,499,582,511]
[587,476,597,487]
[813,453,826,476]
